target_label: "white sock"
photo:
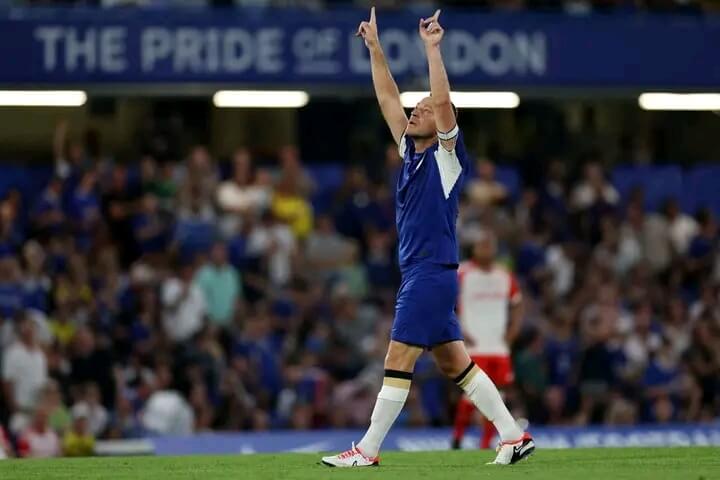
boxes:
[457,364,523,442]
[356,384,409,457]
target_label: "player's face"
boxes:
[406,97,437,139]
[472,237,497,264]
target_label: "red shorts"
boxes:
[471,355,514,387]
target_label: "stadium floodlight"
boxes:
[0,90,87,107]
[638,93,720,111]
[400,91,520,109]
[213,90,310,108]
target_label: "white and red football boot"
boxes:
[488,432,535,465]
[321,442,380,468]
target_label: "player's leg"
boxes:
[431,341,534,464]
[433,342,522,442]
[356,340,423,456]
[322,264,452,467]
[451,355,489,449]
[480,356,514,448]
[321,340,423,467]
[480,358,500,449]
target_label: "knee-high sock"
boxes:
[356,369,411,457]
[453,362,522,442]
[452,396,475,442]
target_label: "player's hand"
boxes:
[419,9,444,47]
[356,6,379,49]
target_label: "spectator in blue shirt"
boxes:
[685,209,718,295]
[642,342,680,423]
[539,158,569,232]
[31,176,65,239]
[516,226,550,294]
[364,230,398,293]
[67,171,101,252]
[544,307,579,388]
[0,197,25,258]
[0,256,24,321]
[233,311,282,403]
[333,166,371,244]
[132,193,171,257]
[21,241,51,314]
[174,188,217,263]
[363,183,395,233]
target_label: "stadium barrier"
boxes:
[95,424,720,456]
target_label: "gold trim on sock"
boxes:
[457,365,480,390]
[383,377,411,389]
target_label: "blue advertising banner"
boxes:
[0,8,719,88]
[149,424,720,455]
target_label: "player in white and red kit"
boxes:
[452,231,524,449]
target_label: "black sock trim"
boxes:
[453,361,476,385]
[384,369,413,380]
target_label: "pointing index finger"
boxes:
[370,6,376,25]
[431,9,441,21]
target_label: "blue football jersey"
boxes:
[395,128,466,271]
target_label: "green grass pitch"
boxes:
[0,448,718,480]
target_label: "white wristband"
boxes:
[437,124,459,141]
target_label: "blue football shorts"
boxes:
[390,262,463,349]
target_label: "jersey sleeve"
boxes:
[398,130,414,158]
[435,127,464,200]
[509,273,522,306]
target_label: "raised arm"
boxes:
[419,10,457,151]
[357,7,408,145]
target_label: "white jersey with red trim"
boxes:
[458,261,521,355]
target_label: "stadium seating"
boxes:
[610,165,683,212]
[0,165,54,203]
[308,164,345,214]
[3,163,719,216]
[682,165,720,216]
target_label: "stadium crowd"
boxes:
[0,119,719,459]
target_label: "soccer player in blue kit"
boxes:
[321,8,534,467]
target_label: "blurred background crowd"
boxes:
[0,105,719,458]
